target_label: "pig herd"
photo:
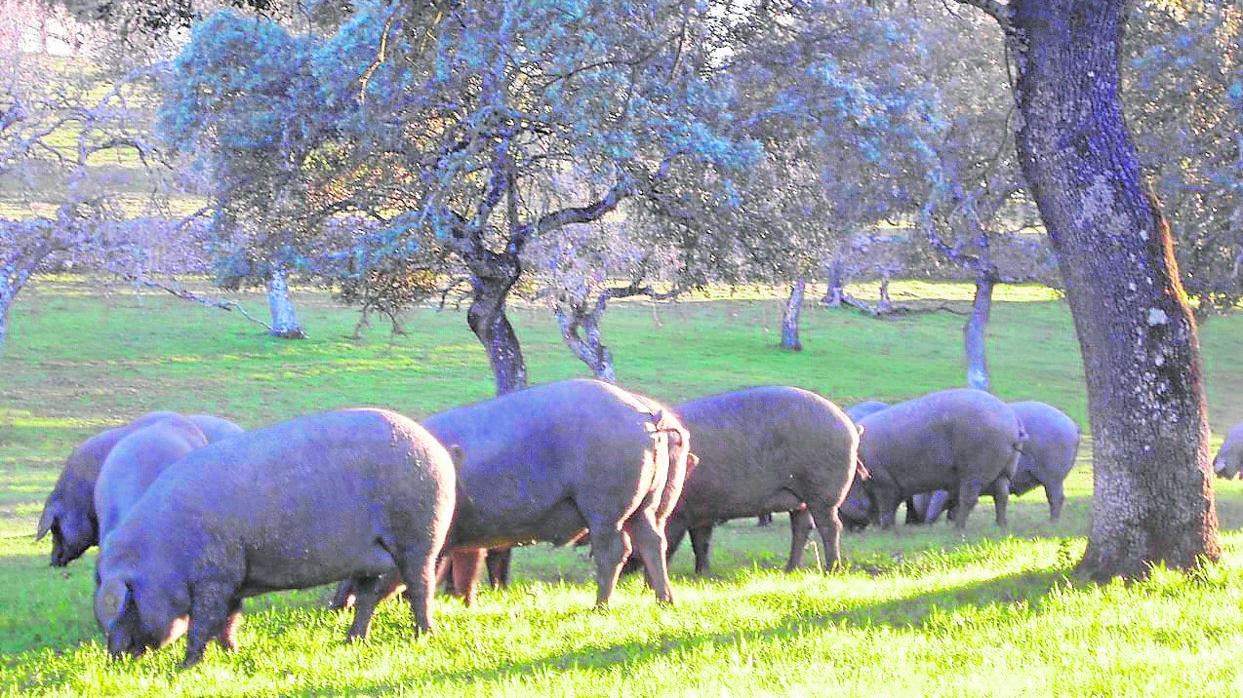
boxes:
[38,380,1098,669]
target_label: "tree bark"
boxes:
[465,253,527,395]
[877,275,892,314]
[265,267,306,339]
[964,268,997,392]
[1006,0,1218,579]
[554,307,617,383]
[822,257,845,307]
[780,277,805,351]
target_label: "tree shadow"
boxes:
[309,568,1072,696]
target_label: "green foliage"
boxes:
[1125,2,1243,315]
[3,279,1243,695]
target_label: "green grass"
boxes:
[3,276,1243,696]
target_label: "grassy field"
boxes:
[3,277,1243,696]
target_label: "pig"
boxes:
[93,415,209,546]
[852,388,1026,530]
[185,414,246,444]
[36,411,244,566]
[845,401,890,422]
[664,386,859,576]
[911,400,1081,524]
[93,408,456,668]
[1212,423,1243,480]
[839,402,894,528]
[335,379,690,611]
[1005,401,1081,520]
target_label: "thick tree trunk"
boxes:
[964,269,996,392]
[466,264,527,396]
[1009,0,1218,579]
[780,277,805,351]
[265,268,306,339]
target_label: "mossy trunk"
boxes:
[266,267,306,340]
[465,257,527,396]
[964,270,996,392]
[780,277,805,351]
[1009,0,1218,580]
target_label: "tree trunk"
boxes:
[266,267,306,339]
[822,258,845,307]
[0,298,9,360]
[877,275,892,313]
[780,277,805,351]
[1008,0,1218,579]
[964,268,996,392]
[466,267,527,396]
[554,307,617,383]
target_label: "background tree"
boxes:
[666,0,945,352]
[523,204,681,382]
[159,10,344,339]
[305,0,757,394]
[0,5,171,356]
[1125,1,1243,316]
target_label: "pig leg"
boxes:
[215,599,243,651]
[688,524,714,577]
[451,548,485,607]
[804,502,843,571]
[664,516,689,564]
[376,572,406,605]
[873,487,900,530]
[391,544,440,634]
[345,575,384,641]
[181,582,236,669]
[991,475,1010,527]
[485,547,511,588]
[924,490,952,524]
[588,524,631,607]
[786,508,813,572]
[329,579,357,611]
[953,480,983,530]
[627,509,675,603]
[1044,480,1065,521]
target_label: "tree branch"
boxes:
[950,0,1013,30]
[116,273,273,331]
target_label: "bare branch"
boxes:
[116,273,273,331]
[950,0,1013,30]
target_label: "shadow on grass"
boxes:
[304,568,1072,696]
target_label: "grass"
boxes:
[2,276,1243,696]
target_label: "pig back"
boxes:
[94,415,208,544]
[858,388,1023,494]
[424,379,672,543]
[1009,401,1079,481]
[675,386,857,516]
[113,408,456,591]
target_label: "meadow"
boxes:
[3,277,1243,697]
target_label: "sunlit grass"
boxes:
[2,276,1243,696]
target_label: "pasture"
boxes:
[3,278,1243,696]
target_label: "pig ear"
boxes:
[447,444,466,467]
[36,499,61,541]
[95,577,132,630]
[686,452,701,468]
